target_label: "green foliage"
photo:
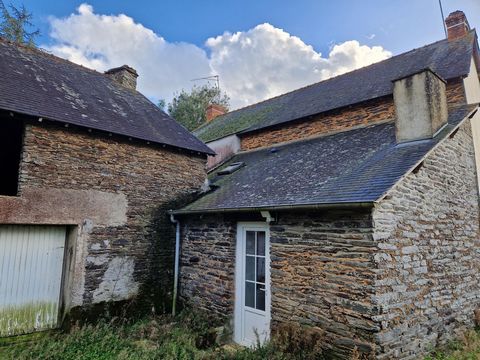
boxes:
[0,311,326,360]
[168,84,230,131]
[425,329,480,360]
[4,311,480,360]
[0,1,39,46]
[157,99,166,111]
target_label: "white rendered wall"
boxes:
[206,134,241,169]
[464,57,480,104]
[470,110,480,190]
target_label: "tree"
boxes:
[168,84,229,131]
[157,99,166,111]
[0,1,39,46]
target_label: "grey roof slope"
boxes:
[177,104,477,213]
[0,38,213,155]
[194,31,476,143]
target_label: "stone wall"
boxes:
[179,210,379,357]
[240,97,395,151]
[372,120,480,359]
[4,122,206,313]
[240,82,466,151]
[269,210,378,358]
[179,214,238,319]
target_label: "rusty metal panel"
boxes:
[0,225,66,337]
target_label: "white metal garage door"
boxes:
[0,225,66,337]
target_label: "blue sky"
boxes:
[14,0,479,53]
[7,0,480,108]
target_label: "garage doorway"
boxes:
[0,225,67,337]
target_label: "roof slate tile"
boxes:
[179,105,477,213]
[0,38,213,155]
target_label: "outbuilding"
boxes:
[0,39,212,336]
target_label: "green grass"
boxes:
[425,329,480,360]
[0,312,290,360]
[4,311,480,360]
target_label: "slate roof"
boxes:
[0,38,213,155]
[194,31,477,143]
[176,104,477,213]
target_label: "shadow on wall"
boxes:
[137,191,205,315]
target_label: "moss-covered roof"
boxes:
[194,103,280,142]
[194,31,476,143]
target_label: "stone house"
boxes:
[173,11,480,358]
[0,39,213,336]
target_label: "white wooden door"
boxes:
[0,225,66,337]
[234,223,270,346]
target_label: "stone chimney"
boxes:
[445,10,470,41]
[393,68,448,143]
[206,104,227,122]
[105,65,138,90]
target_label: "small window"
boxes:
[244,230,267,311]
[0,115,23,196]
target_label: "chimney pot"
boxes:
[206,104,227,122]
[393,68,448,143]
[105,65,138,90]
[445,10,470,40]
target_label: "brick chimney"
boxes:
[105,65,138,90]
[206,104,227,122]
[445,10,470,41]
[393,68,448,143]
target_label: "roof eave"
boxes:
[1,107,214,156]
[170,201,375,216]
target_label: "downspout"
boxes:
[170,214,180,316]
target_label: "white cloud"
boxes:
[45,3,211,104]
[207,24,391,108]
[44,4,392,109]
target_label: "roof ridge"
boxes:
[0,36,111,78]
[207,31,475,123]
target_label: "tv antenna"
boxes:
[438,0,447,38]
[191,75,220,89]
